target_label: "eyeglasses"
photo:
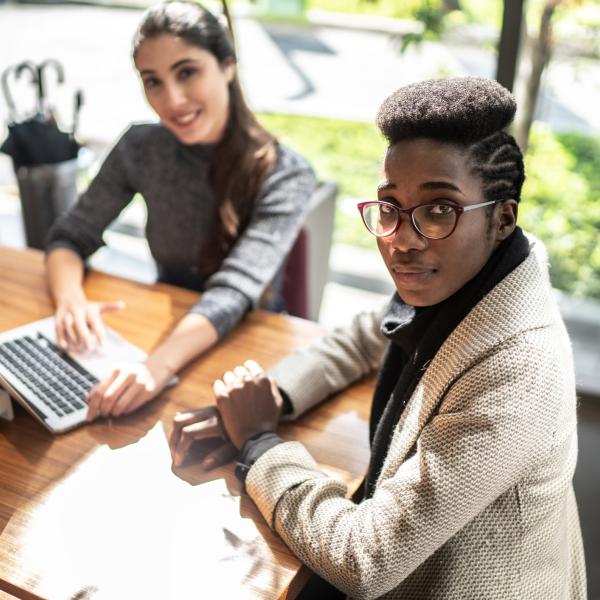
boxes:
[357,199,500,240]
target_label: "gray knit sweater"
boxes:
[46,123,316,338]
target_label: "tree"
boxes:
[515,0,582,151]
[398,0,587,150]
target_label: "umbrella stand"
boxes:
[1,59,84,250]
[14,158,80,250]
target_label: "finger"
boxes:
[86,369,119,421]
[244,360,264,377]
[213,379,228,399]
[98,372,135,417]
[111,384,144,417]
[183,417,223,439]
[121,390,155,416]
[233,365,251,381]
[87,309,107,347]
[222,371,239,389]
[55,315,68,349]
[169,407,219,455]
[173,406,219,426]
[100,300,126,314]
[72,310,95,352]
[62,312,79,349]
[268,377,284,411]
[200,442,237,470]
[173,417,223,467]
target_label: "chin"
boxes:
[395,285,446,307]
[175,130,206,145]
[162,122,206,145]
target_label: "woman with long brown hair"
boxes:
[45,1,316,420]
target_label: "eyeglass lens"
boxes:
[362,203,458,239]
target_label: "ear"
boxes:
[494,199,518,242]
[222,57,236,83]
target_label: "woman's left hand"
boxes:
[86,359,173,421]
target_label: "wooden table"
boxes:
[0,246,373,600]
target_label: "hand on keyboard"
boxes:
[86,358,172,420]
[55,297,126,353]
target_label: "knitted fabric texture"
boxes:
[46,124,316,338]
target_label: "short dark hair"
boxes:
[376,77,525,204]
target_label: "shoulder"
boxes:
[116,122,178,152]
[253,143,316,204]
[426,234,569,403]
[103,122,181,175]
[272,143,315,177]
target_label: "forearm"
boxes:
[269,306,388,419]
[46,247,87,306]
[145,312,219,380]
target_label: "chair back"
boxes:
[282,227,309,319]
[281,181,338,321]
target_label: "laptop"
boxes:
[0,317,147,434]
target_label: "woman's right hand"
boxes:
[55,297,126,352]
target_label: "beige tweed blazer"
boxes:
[250,238,587,599]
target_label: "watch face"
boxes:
[234,461,250,484]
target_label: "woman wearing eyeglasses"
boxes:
[44,2,315,420]
[170,77,586,599]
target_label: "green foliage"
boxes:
[258,112,385,247]
[304,0,432,19]
[258,112,600,299]
[458,0,503,28]
[520,125,600,298]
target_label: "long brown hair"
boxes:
[132,1,277,264]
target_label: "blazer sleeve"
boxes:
[267,303,388,419]
[45,129,136,259]
[246,337,560,600]
[188,145,317,339]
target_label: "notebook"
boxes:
[0,317,147,433]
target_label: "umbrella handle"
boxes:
[37,59,65,116]
[1,66,17,122]
[72,89,83,137]
[15,61,40,116]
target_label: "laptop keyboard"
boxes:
[0,333,98,418]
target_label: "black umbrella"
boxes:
[1,59,82,169]
[0,59,85,250]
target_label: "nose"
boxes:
[388,214,428,253]
[163,81,187,112]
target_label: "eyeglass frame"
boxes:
[356,199,501,240]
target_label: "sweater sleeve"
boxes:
[188,145,317,338]
[45,128,137,259]
[267,303,388,419]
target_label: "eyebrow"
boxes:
[376,181,463,193]
[419,181,462,192]
[139,58,198,76]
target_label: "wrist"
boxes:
[145,354,177,386]
[56,287,86,308]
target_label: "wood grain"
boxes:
[0,246,373,600]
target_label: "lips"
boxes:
[171,109,201,127]
[389,263,436,287]
[390,263,435,275]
